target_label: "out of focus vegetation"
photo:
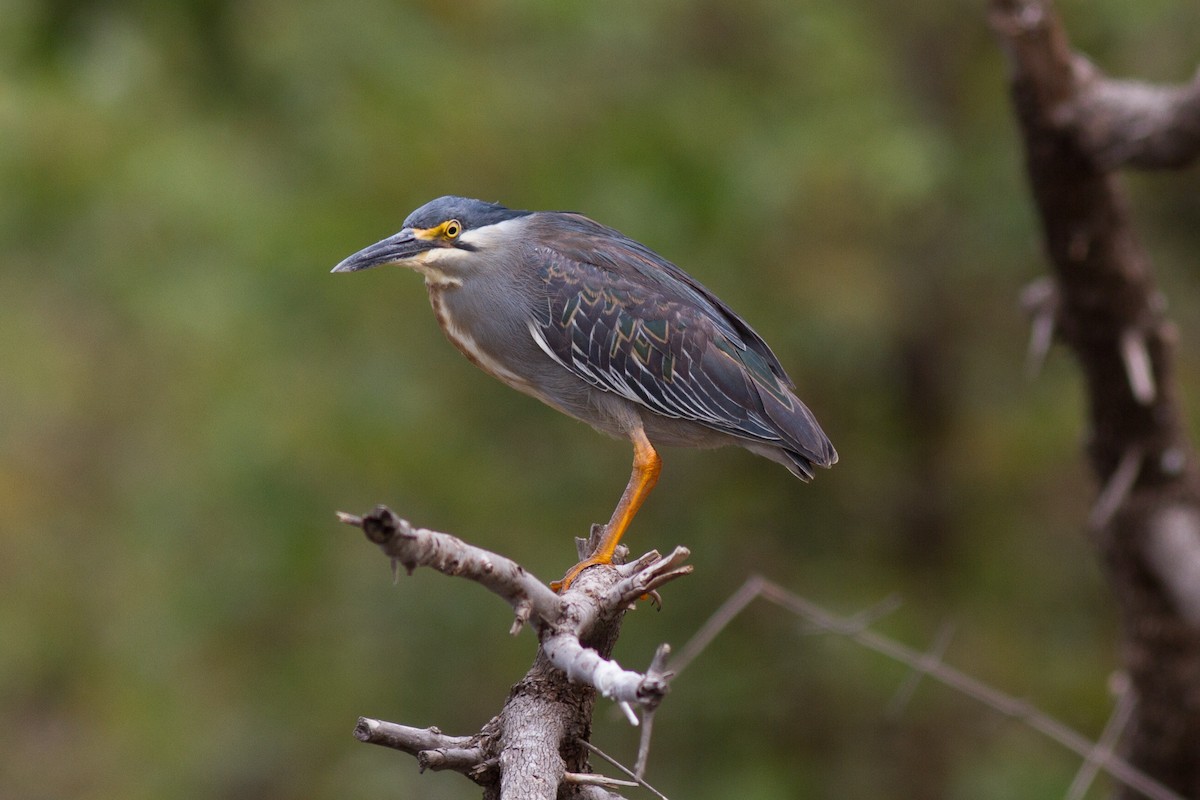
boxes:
[3,1,1199,798]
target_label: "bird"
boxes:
[332,196,837,590]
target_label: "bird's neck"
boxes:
[420,271,463,289]
[425,283,536,393]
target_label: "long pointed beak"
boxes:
[331,229,433,273]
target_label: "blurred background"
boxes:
[3,0,1199,797]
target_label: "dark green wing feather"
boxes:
[526,213,836,471]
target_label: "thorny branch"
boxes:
[338,505,689,799]
[340,506,1195,799]
[989,1,1200,796]
[669,575,1185,800]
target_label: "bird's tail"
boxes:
[760,388,838,482]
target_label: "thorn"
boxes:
[648,643,671,677]
[580,741,672,800]
[1120,329,1156,404]
[562,772,639,789]
[1065,670,1138,800]
[635,707,656,780]
[1020,277,1057,379]
[510,601,531,636]
[578,525,603,559]
[1026,309,1055,379]
[887,621,956,718]
[1090,446,1143,530]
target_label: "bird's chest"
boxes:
[426,284,536,392]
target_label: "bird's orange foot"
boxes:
[550,554,613,593]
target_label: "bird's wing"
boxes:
[524,213,837,472]
[526,242,795,445]
[554,213,800,388]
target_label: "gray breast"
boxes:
[428,276,601,423]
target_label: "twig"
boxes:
[989,3,1200,792]
[1021,277,1058,379]
[582,741,671,800]
[563,771,639,788]
[336,507,562,628]
[1088,446,1142,531]
[342,505,690,797]
[671,576,1185,800]
[886,621,956,719]
[541,634,669,710]
[353,718,476,760]
[669,574,766,677]
[605,547,693,610]
[1119,329,1156,405]
[635,644,672,779]
[800,592,903,637]
[418,746,489,774]
[1065,673,1135,800]
[1076,68,1200,171]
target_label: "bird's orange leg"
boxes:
[553,426,661,592]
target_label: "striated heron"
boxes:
[333,196,836,589]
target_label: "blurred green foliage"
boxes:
[3,0,1199,797]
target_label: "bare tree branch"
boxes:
[634,644,672,780]
[671,576,1185,800]
[353,717,475,757]
[541,632,668,709]
[1073,66,1200,171]
[990,1,1200,171]
[336,507,562,630]
[338,505,689,799]
[988,1,1200,795]
[886,621,956,719]
[1066,673,1136,800]
[582,741,671,800]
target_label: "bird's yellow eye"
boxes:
[444,220,462,239]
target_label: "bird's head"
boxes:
[331,196,530,287]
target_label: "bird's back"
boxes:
[523,212,837,478]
